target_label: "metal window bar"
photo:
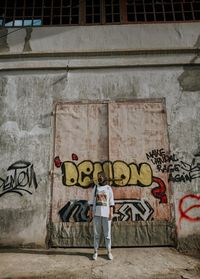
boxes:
[126,0,200,23]
[41,0,44,24]
[13,0,16,26]
[104,0,120,23]
[85,0,101,24]
[151,0,156,22]
[143,0,147,22]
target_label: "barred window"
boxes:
[126,0,200,22]
[0,0,199,27]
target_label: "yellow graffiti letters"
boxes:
[103,161,113,181]
[129,163,152,186]
[113,161,130,186]
[77,161,94,187]
[62,161,78,186]
[61,160,153,188]
[93,162,103,183]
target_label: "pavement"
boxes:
[0,247,199,279]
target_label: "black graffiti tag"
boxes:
[0,161,38,197]
[168,159,200,183]
[58,199,154,222]
[146,149,200,183]
[59,200,89,222]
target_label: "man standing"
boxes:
[89,171,115,260]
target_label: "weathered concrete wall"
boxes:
[0,23,199,253]
[0,23,200,53]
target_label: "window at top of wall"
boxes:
[0,0,199,27]
[4,19,42,27]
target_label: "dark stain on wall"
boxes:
[178,66,200,92]
[23,28,32,52]
[177,234,200,257]
[178,34,200,89]
[194,34,200,49]
[0,208,36,235]
[0,28,9,52]
[0,77,8,126]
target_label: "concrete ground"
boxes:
[0,247,199,279]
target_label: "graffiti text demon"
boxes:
[55,157,168,203]
[60,160,153,187]
[0,161,38,197]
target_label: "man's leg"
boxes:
[102,217,112,258]
[93,216,101,259]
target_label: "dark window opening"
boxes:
[0,0,199,27]
[85,0,101,24]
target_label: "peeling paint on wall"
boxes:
[178,66,200,92]
[0,29,9,52]
[23,28,32,52]
[194,34,200,49]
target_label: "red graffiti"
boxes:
[151,177,167,203]
[178,194,200,226]
[72,153,78,161]
[54,156,62,168]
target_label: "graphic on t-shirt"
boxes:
[96,191,107,206]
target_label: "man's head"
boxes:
[97,171,107,186]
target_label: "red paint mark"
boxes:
[72,153,78,161]
[151,177,168,203]
[54,156,62,168]
[178,194,200,227]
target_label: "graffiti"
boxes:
[151,177,167,204]
[59,200,89,222]
[54,156,62,168]
[146,148,179,165]
[55,157,168,203]
[72,153,78,161]
[178,194,200,227]
[0,161,38,197]
[58,199,154,222]
[57,159,153,187]
[168,160,200,183]
[113,199,154,221]
[146,149,200,183]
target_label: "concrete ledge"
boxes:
[0,48,199,71]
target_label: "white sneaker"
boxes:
[93,251,98,260]
[108,251,113,260]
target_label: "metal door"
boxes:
[49,100,175,247]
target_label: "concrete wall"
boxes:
[0,23,199,254]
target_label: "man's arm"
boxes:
[88,181,96,221]
[109,187,115,220]
[109,206,114,220]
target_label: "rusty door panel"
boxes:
[52,102,108,224]
[50,100,175,247]
[108,101,172,222]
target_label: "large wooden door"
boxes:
[50,100,175,247]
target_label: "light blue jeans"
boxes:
[93,216,111,251]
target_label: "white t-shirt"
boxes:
[89,184,115,218]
